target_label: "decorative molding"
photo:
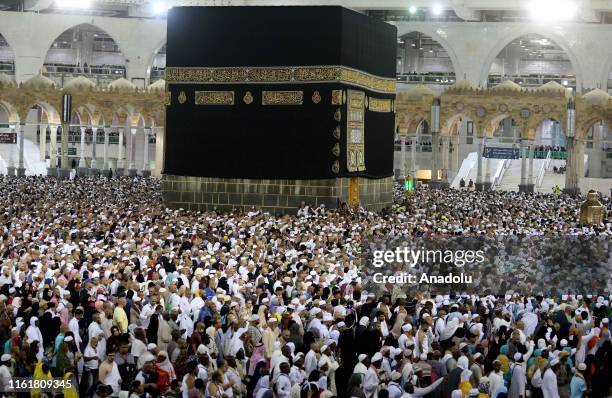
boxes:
[164,92,171,106]
[332,160,340,174]
[346,90,366,172]
[312,90,321,104]
[368,97,393,113]
[331,90,343,105]
[332,142,340,157]
[178,91,187,104]
[165,66,396,94]
[333,126,341,139]
[262,91,303,106]
[195,91,235,105]
[243,91,254,105]
[334,108,342,122]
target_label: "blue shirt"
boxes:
[570,375,586,398]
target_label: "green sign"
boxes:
[404,178,414,192]
[68,147,77,156]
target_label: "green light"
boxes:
[404,179,414,191]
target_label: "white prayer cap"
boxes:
[549,357,560,366]
[560,339,568,347]
[337,322,346,328]
[1,354,11,362]
[250,314,259,322]
[391,371,402,381]
[320,345,328,353]
[577,363,587,371]
[420,353,427,360]
[371,352,383,363]
[197,345,207,354]
[147,343,157,350]
[358,354,367,362]
[404,349,413,358]
[322,313,333,322]
[602,318,609,324]
[514,353,522,361]
[473,353,482,359]
[402,323,412,332]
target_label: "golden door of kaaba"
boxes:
[349,176,360,207]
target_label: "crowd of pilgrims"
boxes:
[0,176,609,398]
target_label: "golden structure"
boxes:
[395,80,612,193]
[0,73,166,175]
[579,190,606,225]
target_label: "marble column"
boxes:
[527,141,535,191]
[47,125,58,176]
[90,127,98,176]
[39,124,47,162]
[563,99,579,195]
[410,134,417,177]
[116,127,125,176]
[476,135,484,190]
[452,134,460,178]
[78,127,87,175]
[58,123,70,178]
[102,126,110,177]
[399,135,406,178]
[576,139,585,181]
[484,137,492,191]
[16,123,26,177]
[429,98,441,187]
[519,140,529,192]
[440,136,450,187]
[6,126,16,176]
[154,127,164,177]
[142,128,151,177]
[128,128,137,176]
[431,131,439,185]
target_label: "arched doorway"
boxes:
[149,43,166,84]
[487,34,576,91]
[584,120,611,178]
[0,33,14,76]
[43,24,127,87]
[397,32,456,87]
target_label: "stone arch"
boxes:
[529,116,564,143]
[441,112,477,137]
[43,23,127,83]
[0,32,15,75]
[578,117,612,141]
[483,114,519,139]
[395,27,462,80]
[0,100,20,124]
[146,40,166,84]
[479,29,582,92]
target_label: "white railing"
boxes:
[451,152,477,188]
[492,159,511,189]
[536,151,552,188]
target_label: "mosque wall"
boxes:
[161,176,394,213]
[1,13,612,91]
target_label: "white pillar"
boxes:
[410,134,417,176]
[117,127,125,172]
[400,135,406,177]
[453,134,460,176]
[528,141,535,186]
[128,128,137,175]
[90,127,98,170]
[39,124,47,162]
[476,136,484,185]
[441,136,449,183]
[79,127,86,168]
[143,129,150,171]
[17,123,25,176]
[50,125,58,168]
[520,140,527,188]
[7,126,16,175]
[154,126,164,177]
[103,126,109,172]
[484,137,491,185]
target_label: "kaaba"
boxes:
[161,6,397,213]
